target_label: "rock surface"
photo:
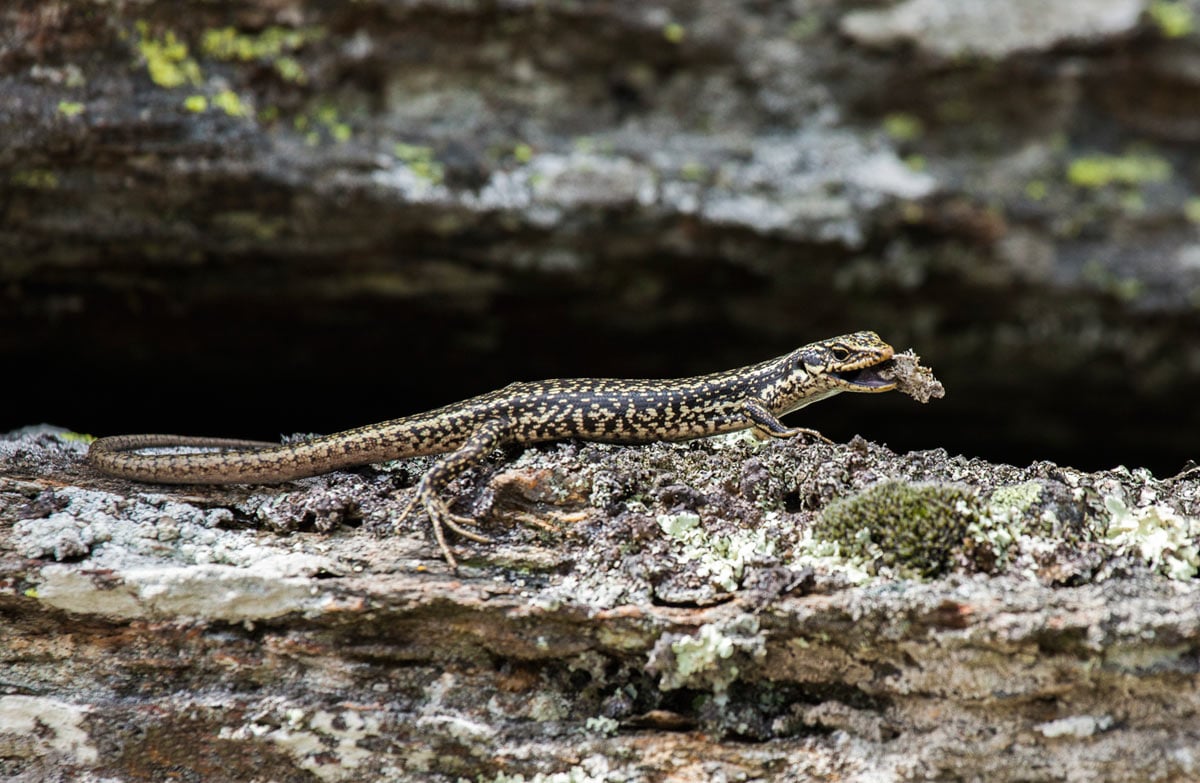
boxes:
[2,425,1199,781]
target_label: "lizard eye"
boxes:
[830,345,851,362]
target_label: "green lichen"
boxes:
[656,512,774,591]
[54,431,95,444]
[1067,152,1171,189]
[1082,259,1145,302]
[393,142,444,184]
[883,112,923,142]
[816,480,984,577]
[1025,180,1048,201]
[656,618,764,702]
[513,143,534,164]
[680,161,708,182]
[212,89,251,118]
[787,14,822,40]
[1149,0,1194,38]
[201,26,324,84]
[662,22,686,43]
[1104,496,1200,580]
[10,169,59,189]
[1185,197,1200,223]
[183,95,208,112]
[56,101,84,117]
[135,21,202,89]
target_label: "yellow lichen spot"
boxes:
[213,89,250,117]
[136,21,203,89]
[904,154,927,172]
[331,122,351,143]
[183,94,208,112]
[1025,180,1048,201]
[663,22,686,43]
[883,112,923,142]
[1186,197,1200,223]
[1068,153,1171,189]
[57,101,85,117]
[305,131,320,147]
[1149,0,1194,38]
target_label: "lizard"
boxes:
[88,331,899,567]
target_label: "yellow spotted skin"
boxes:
[88,332,897,566]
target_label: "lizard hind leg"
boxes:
[396,417,514,569]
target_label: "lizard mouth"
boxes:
[833,363,897,391]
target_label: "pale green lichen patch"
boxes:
[815,480,986,577]
[651,617,765,703]
[656,511,775,591]
[1103,496,1200,579]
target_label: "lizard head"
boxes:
[800,331,897,393]
[773,331,897,415]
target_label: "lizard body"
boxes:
[89,331,897,566]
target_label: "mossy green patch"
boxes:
[1067,153,1171,189]
[816,480,984,577]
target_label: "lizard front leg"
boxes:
[742,397,832,443]
[397,417,514,569]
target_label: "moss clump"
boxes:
[816,480,982,577]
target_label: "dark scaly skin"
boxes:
[88,332,898,566]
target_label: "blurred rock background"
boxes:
[3,0,1200,473]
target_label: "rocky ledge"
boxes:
[2,424,1198,782]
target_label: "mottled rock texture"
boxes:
[3,425,1200,781]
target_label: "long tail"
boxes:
[87,433,368,484]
